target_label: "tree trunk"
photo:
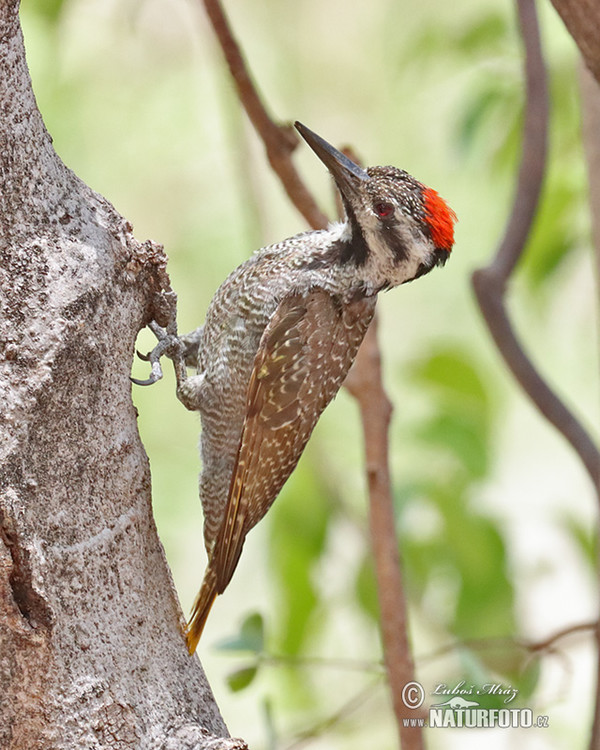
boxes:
[0,3,243,748]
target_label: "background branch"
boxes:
[580,63,600,295]
[548,0,600,86]
[472,0,599,491]
[202,0,328,230]
[420,620,597,664]
[472,0,600,746]
[344,323,424,749]
[285,679,382,750]
[200,1,422,747]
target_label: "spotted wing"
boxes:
[212,289,376,592]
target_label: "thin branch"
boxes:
[344,321,425,750]
[257,653,385,674]
[548,0,600,87]
[479,0,548,282]
[579,63,600,297]
[254,619,598,675]
[339,145,423,748]
[419,620,597,664]
[265,621,596,748]
[284,679,383,750]
[202,0,328,230]
[471,0,600,746]
[472,0,599,491]
[526,620,597,654]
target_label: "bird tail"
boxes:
[186,566,218,655]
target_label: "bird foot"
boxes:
[131,321,185,386]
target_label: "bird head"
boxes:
[295,121,456,287]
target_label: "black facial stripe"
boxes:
[376,222,408,262]
[335,199,369,266]
[390,231,408,262]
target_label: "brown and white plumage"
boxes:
[186,290,375,651]
[137,122,456,653]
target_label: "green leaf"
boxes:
[448,515,515,640]
[457,87,505,153]
[520,179,582,288]
[515,656,541,701]
[216,612,265,654]
[399,479,515,647]
[28,0,67,24]
[455,12,508,54]
[410,349,491,416]
[408,349,494,479]
[416,412,489,478]
[268,460,332,655]
[563,513,597,573]
[227,665,258,693]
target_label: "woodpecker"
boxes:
[134,122,456,654]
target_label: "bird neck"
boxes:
[320,220,389,296]
[324,219,367,265]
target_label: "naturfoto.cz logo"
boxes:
[400,681,550,730]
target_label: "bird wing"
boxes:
[212,288,376,592]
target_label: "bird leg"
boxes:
[131,320,188,387]
[132,322,207,413]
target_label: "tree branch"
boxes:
[472,0,599,491]
[548,0,600,86]
[344,322,425,749]
[419,620,597,664]
[472,1,600,746]
[202,0,328,230]
[200,2,422,747]
[580,63,600,294]
[525,620,597,654]
[285,679,382,750]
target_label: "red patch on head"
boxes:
[422,188,457,252]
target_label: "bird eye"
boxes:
[374,202,394,219]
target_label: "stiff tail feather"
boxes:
[186,567,218,654]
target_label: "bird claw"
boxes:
[130,362,165,387]
[131,321,184,387]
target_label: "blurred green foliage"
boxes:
[19,0,598,748]
[268,463,333,656]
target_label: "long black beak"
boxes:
[295,122,368,201]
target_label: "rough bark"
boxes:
[0,3,244,748]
